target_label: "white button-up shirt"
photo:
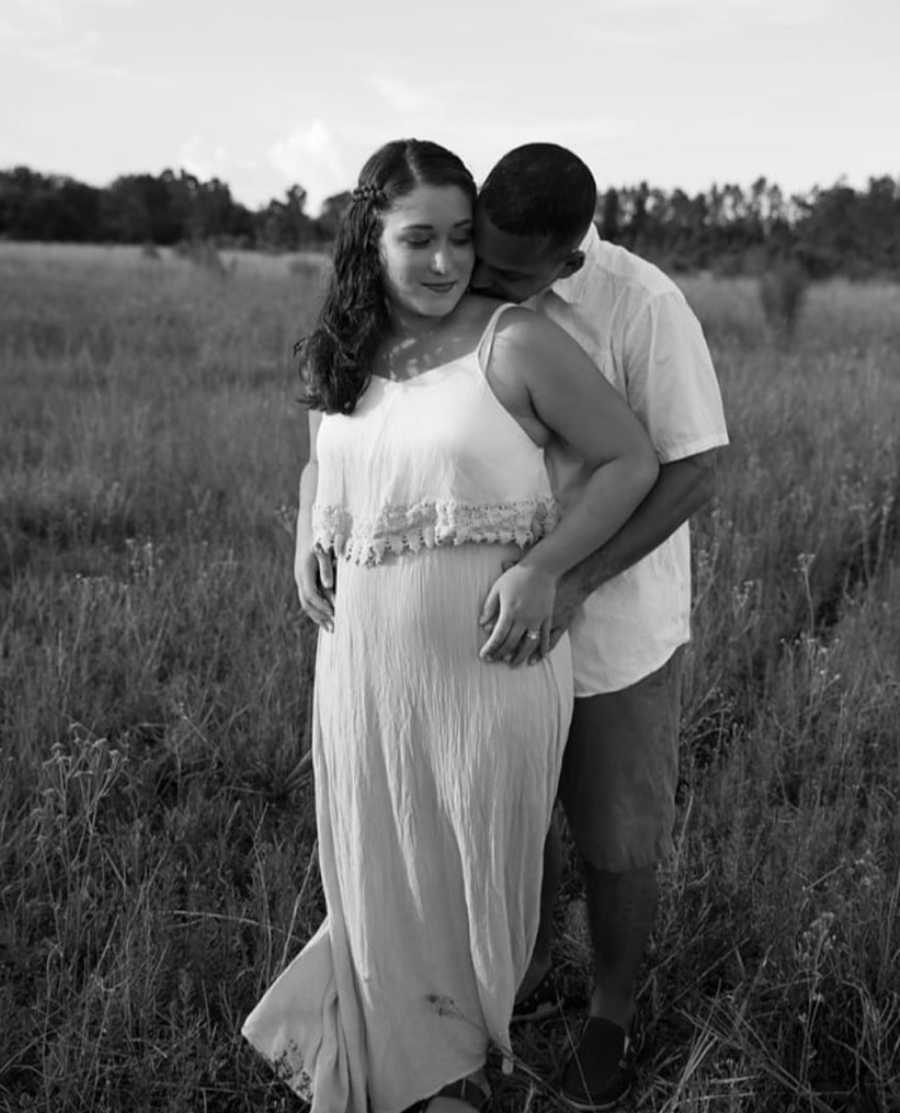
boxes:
[534,226,729,695]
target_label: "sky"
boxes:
[2,0,898,216]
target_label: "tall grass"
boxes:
[1,245,898,1112]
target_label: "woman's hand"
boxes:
[295,545,336,632]
[496,558,587,664]
[478,564,557,667]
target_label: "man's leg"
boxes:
[557,648,684,1105]
[583,862,657,1027]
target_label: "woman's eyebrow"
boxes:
[402,219,473,230]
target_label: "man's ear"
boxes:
[558,249,585,280]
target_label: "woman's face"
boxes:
[378,183,474,319]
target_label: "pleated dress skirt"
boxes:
[242,541,573,1113]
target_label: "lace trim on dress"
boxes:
[312,497,560,566]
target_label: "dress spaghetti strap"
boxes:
[475,301,519,375]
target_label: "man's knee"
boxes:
[582,859,657,889]
[574,809,665,874]
[559,653,683,875]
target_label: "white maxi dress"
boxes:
[242,304,574,1113]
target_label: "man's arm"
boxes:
[547,447,722,646]
[569,448,719,592]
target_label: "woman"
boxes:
[242,139,658,1113]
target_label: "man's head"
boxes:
[472,143,597,302]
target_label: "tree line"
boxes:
[2,165,899,278]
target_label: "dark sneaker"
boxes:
[559,1017,635,1110]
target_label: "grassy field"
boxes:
[1,242,898,1113]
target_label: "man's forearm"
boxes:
[565,456,717,596]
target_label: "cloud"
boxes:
[369,75,435,113]
[268,120,350,211]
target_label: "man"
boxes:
[472,144,729,1110]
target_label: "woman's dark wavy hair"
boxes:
[300,138,477,414]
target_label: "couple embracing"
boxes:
[242,138,729,1113]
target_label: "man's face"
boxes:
[471,207,578,303]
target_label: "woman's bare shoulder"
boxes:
[491,302,574,356]
[458,292,506,330]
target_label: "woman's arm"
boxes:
[479,310,658,663]
[294,409,335,631]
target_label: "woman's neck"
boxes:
[385,302,453,344]
[375,297,473,380]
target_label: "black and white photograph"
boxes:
[2,2,898,1111]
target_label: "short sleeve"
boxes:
[621,290,729,463]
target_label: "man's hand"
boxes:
[489,450,724,663]
[542,571,588,658]
[478,563,557,666]
[295,547,335,631]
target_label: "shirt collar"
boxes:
[546,223,600,306]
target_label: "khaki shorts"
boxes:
[558,646,684,873]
